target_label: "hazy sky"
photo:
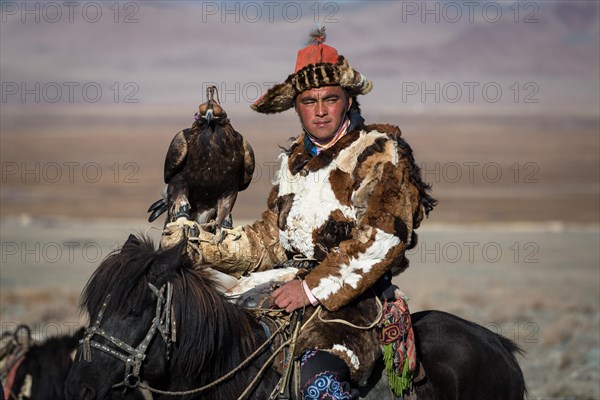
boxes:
[1,0,599,119]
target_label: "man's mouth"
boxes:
[314,121,330,128]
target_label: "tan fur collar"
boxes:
[287,128,364,175]
[287,124,402,175]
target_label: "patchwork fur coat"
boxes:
[200,122,432,381]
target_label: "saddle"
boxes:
[227,275,427,399]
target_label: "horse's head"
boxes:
[65,234,192,400]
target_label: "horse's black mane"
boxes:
[81,235,260,380]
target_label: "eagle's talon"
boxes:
[199,220,218,234]
[165,217,200,240]
[221,214,234,229]
[211,227,227,245]
[188,223,200,238]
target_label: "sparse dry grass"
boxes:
[1,114,598,398]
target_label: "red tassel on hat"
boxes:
[294,27,339,72]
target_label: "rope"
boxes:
[236,339,291,400]
[144,225,163,237]
[301,306,321,331]
[316,296,383,330]
[277,311,303,398]
[137,319,290,396]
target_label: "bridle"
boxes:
[76,279,297,399]
[79,282,176,391]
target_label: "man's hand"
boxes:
[271,279,310,313]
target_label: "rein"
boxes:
[137,318,291,399]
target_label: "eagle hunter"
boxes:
[148,86,255,230]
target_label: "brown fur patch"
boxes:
[276,193,294,231]
[356,137,386,166]
[361,163,408,234]
[329,168,353,206]
[287,139,311,175]
[303,130,361,172]
[352,161,384,220]
[311,210,355,261]
[266,185,279,210]
[352,139,393,190]
[366,123,402,138]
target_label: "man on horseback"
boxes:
[162,28,436,399]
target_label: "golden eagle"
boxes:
[148,86,255,229]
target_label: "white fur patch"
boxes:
[277,131,394,258]
[311,229,400,301]
[332,344,360,370]
[277,154,354,258]
[225,267,298,296]
[205,267,240,292]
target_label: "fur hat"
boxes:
[251,28,372,114]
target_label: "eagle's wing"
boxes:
[239,136,255,191]
[164,129,190,183]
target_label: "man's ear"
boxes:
[344,89,352,112]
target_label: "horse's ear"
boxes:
[122,234,141,251]
[148,239,188,286]
[174,239,197,271]
[162,238,192,264]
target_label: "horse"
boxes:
[1,325,83,400]
[65,234,526,399]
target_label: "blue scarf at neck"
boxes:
[303,110,365,156]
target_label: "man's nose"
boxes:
[315,101,327,117]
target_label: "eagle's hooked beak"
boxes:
[204,107,213,123]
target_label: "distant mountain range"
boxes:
[1,1,598,115]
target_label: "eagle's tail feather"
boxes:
[147,198,168,222]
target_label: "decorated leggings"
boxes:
[300,350,357,400]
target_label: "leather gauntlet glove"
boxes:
[160,219,271,278]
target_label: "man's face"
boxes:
[295,86,352,140]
